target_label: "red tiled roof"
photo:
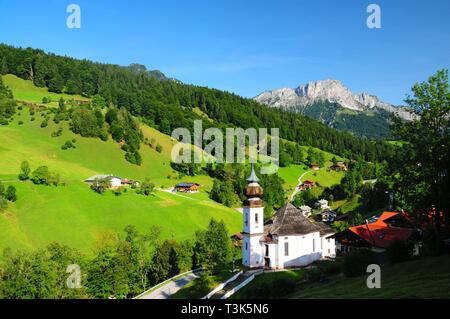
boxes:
[349,212,414,248]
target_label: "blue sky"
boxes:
[0,0,449,105]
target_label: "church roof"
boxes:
[246,164,260,183]
[265,203,334,236]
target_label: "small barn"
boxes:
[174,182,200,193]
[85,174,122,188]
[331,162,348,172]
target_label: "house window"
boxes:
[284,242,289,256]
[255,213,259,224]
[328,249,331,254]
[265,245,269,257]
[245,213,248,227]
[245,242,248,251]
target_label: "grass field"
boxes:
[2,74,89,107]
[0,105,241,255]
[231,256,450,299]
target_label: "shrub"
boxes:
[5,185,17,202]
[51,126,63,137]
[112,188,124,196]
[40,119,48,128]
[317,259,342,275]
[386,240,411,264]
[61,141,76,150]
[30,117,35,122]
[31,166,51,185]
[18,161,31,181]
[342,249,375,277]
[18,121,23,125]
[155,144,163,153]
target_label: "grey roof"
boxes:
[265,203,330,236]
[316,222,335,236]
[175,183,199,187]
[85,174,120,182]
[246,164,260,183]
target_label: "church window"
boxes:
[284,242,289,256]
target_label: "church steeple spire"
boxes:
[247,164,260,183]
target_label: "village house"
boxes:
[332,211,421,255]
[242,166,336,270]
[84,174,139,189]
[331,162,348,172]
[85,174,122,188]
[120,178,140,187]
[298,180,316,191]
[299,205,312,217]
[315,199,330,210]
[174,182,200,193]
[322,209,337,224]
[310,163,320,171]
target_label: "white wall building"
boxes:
[242,167,336,270]
[299,205,312,217]
[85,174,122,188]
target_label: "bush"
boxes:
[317,259,342,275]
[5,185,17,202]
[155,144,163,153]
[112,188,124,196]
[51,126,63,137]
[18,161,31,181]
[30,117,35,122]
[386,240,411,264]
[342,249,375,277]
[31,166,51,185]
[61,141,76,150]
[40,119,48,128]
[18,121,23,125]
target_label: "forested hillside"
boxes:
[0,44,394,163]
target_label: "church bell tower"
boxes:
[242,165,265,268]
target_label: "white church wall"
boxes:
[243,206,264,234]
[276,232,323,269]
[243,235,264,268]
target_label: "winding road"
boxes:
[289,170,312,202]
[138,271,200,299]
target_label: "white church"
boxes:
[242,166,336,269]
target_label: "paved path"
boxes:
[139,272,200,299]
[289,170,312,202]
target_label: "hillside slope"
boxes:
[0,100,241,254]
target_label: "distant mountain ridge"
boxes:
[255,79,415,139]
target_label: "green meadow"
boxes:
[2,74,89,107]
[0,100,241,255]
